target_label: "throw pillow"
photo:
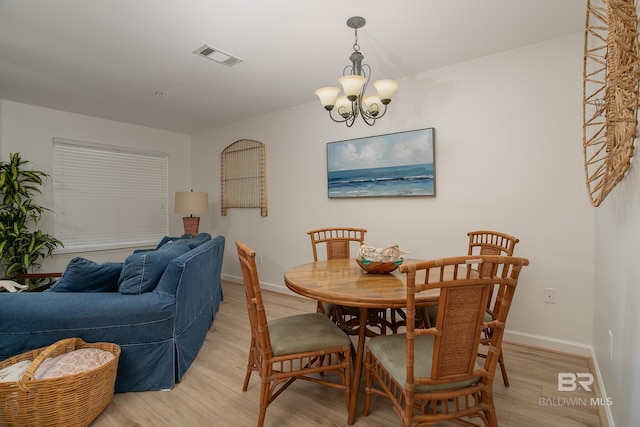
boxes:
[155,235,183,249]
[155,233,211,249]
[49,257,123,292]
[187,232,212,248]
[118,239,192,294]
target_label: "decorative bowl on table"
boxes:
[356,258,404,274]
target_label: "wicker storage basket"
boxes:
[0,337,120,427]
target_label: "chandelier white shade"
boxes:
[315,16,399,127]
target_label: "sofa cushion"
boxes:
[118,239,192,294]
[49,257,123,292]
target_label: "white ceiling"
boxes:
[0,0,585,134]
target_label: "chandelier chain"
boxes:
[353,28,360,53]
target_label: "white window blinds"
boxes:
[52,138,169,252]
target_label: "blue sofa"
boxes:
[0,234,225,392]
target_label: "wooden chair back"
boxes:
[236,240,273,360]
[467,230,519,274]
[307,227,367,261]
[402,255,528,392]
[467,230,520,387]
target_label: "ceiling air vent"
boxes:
[193,44,242,67]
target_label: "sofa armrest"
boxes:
[155,236,225,334]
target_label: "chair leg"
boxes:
[363,351,372,416]
[242,368,253,392]
[484,406,499,427]
[257,381,270,427]
[243,339,256,391]
[499,352,509,387]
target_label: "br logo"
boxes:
[558,373,594,392]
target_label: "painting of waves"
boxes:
[327,128,435,198]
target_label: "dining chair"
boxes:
[468,230,520,387]
[307,227,392,337]
[363,255,529,427]
[423,230,519,386]
[236,240,352,427]
[308,227,367,263]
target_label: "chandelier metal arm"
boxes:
[325,94,390,127]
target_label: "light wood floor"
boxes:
[92,280,604,427]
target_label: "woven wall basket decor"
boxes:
[583,0,640,206]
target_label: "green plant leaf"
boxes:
[0,152,63,276]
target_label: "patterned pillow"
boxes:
[35,348,114,380]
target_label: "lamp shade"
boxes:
[315,86,341,109]
[363,94,381,116]
[339,75,366,100]
[175,191,209,215]
[373,79,400,103]
[335,96,353,118]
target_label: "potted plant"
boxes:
[0,153,63,288]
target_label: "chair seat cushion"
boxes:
[268,313,351,356]
[367,333,480,392]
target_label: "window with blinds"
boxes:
[221,139,268,216]
[52,138,169,252]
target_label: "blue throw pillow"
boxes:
[155,235,183,249]
[187,233,212,248]
[49,257,123,292]
[155,233,211,249]
[118,239,192,294]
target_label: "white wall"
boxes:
[0,100,192,271]
[594,162,640,426]
[192,33,596,355]
[591,6,640,427]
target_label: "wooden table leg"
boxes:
[347,307,368,425]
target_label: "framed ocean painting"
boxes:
[327,128,435,198]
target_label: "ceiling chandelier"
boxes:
[314,16,400,127]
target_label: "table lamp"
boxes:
[175,190,209,236]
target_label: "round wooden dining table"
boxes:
[284,257,438,425]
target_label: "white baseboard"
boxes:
[222,274,299,297]
[587,347,614,427]
[503,330,592,357]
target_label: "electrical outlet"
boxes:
[256,254,263,264]
[544,288,556,304]
[609,330,613,360]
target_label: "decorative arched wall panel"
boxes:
[221,139,268,216]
